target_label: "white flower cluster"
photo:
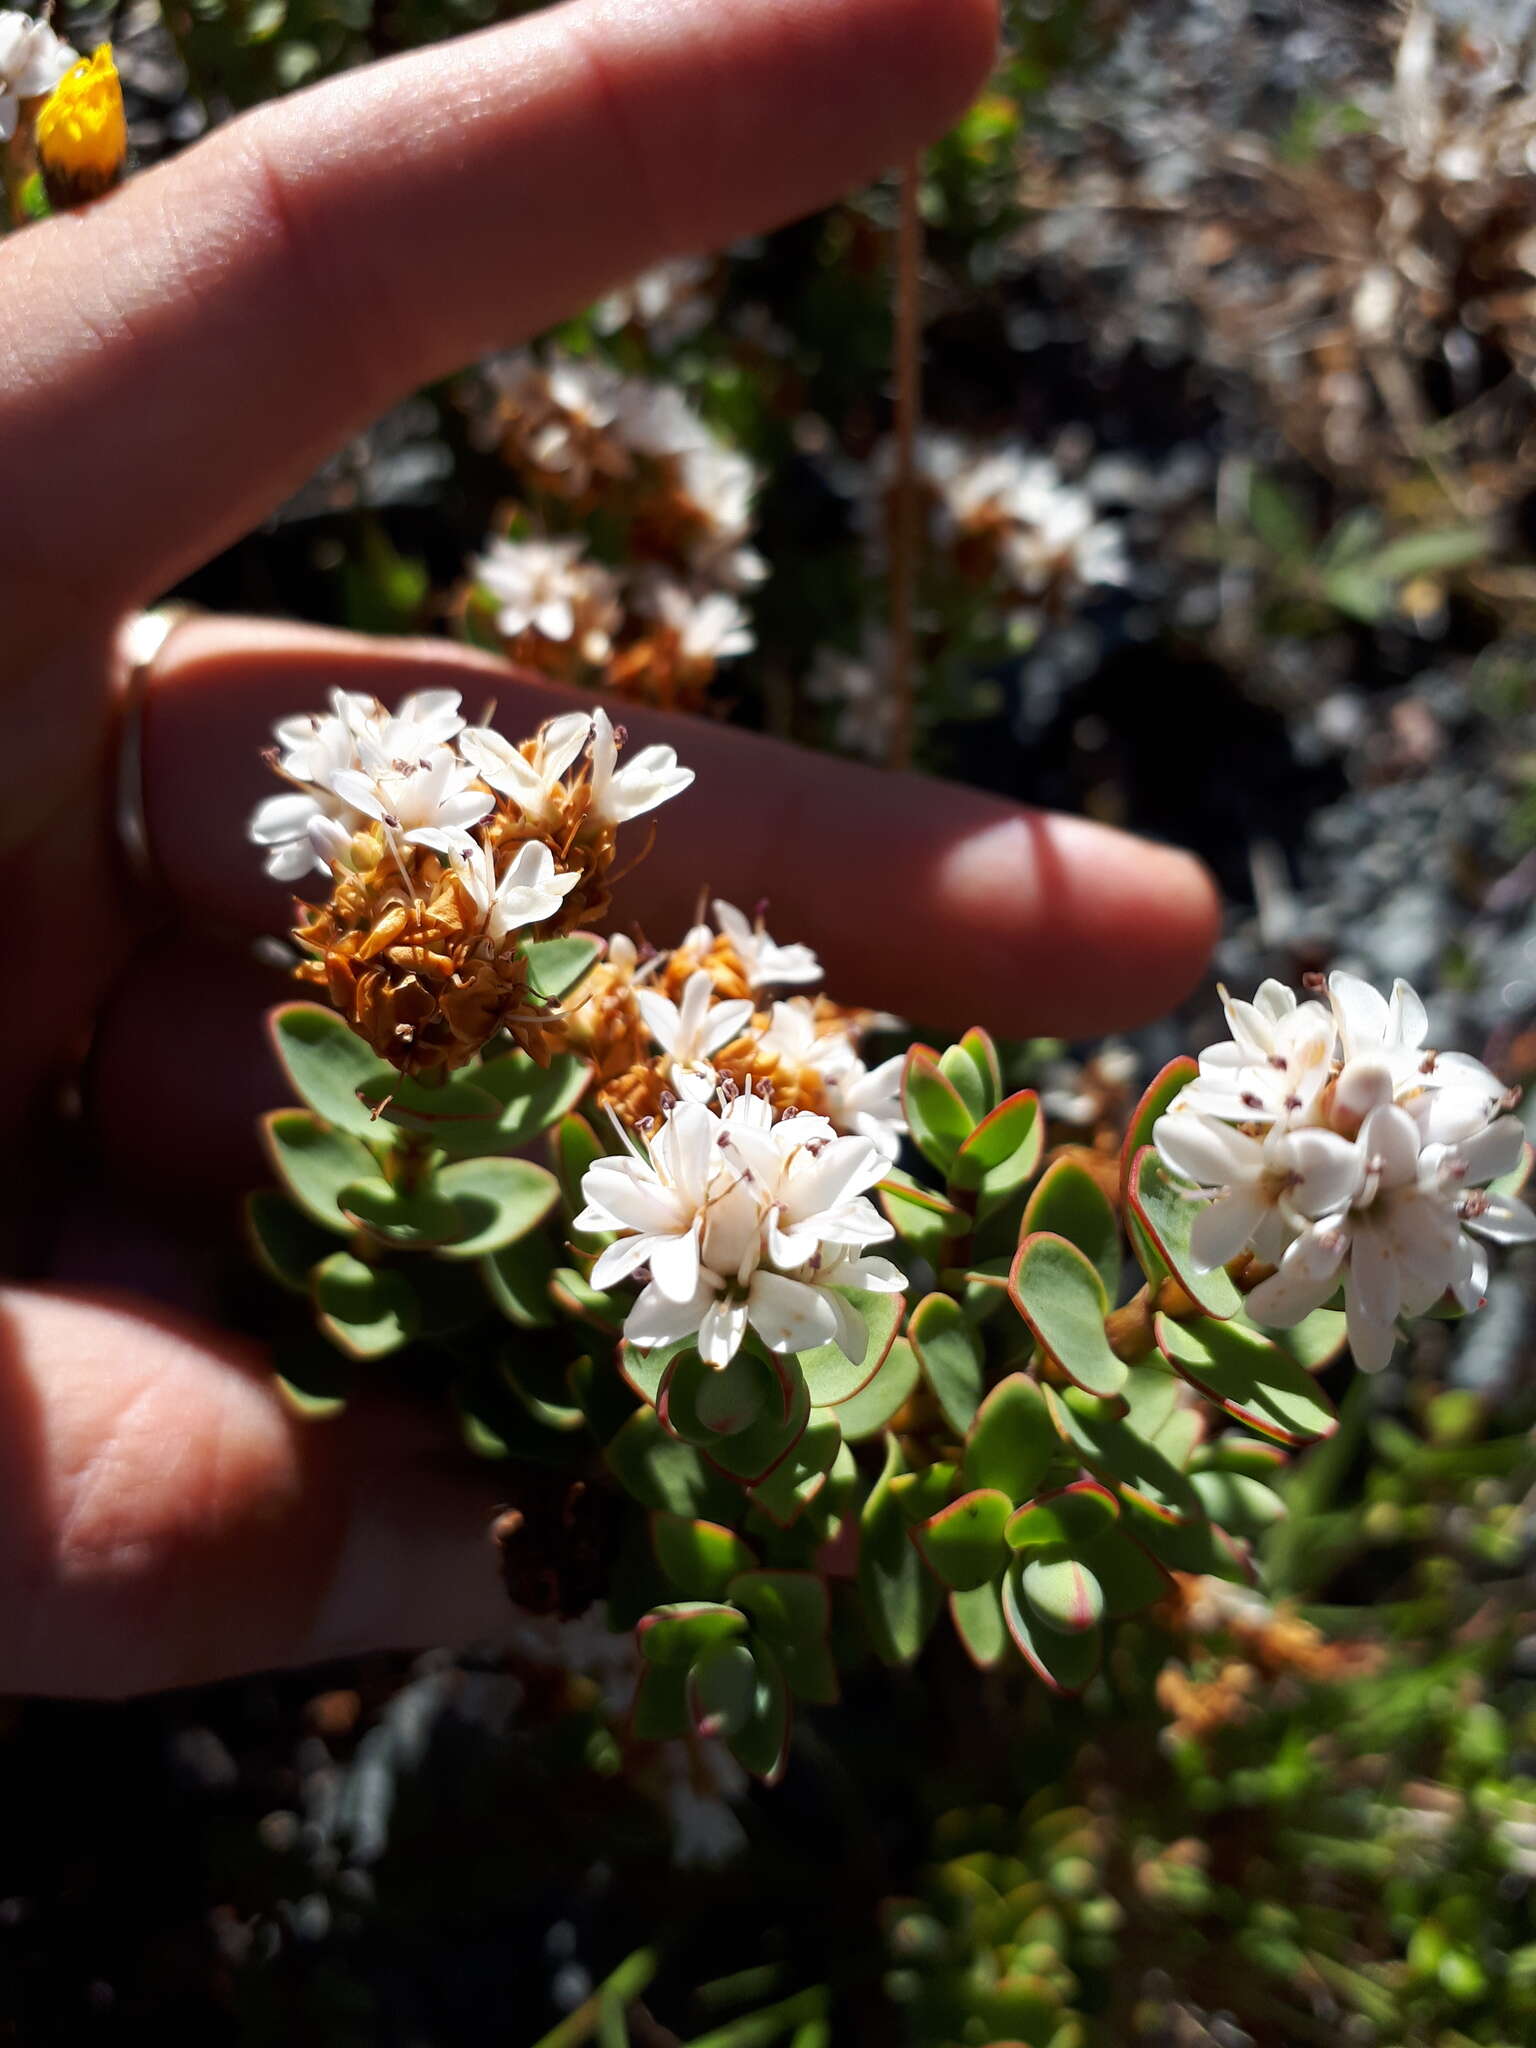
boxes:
[576,1092,904,1368]
[249,689,692,895]
[1157,974,1534,1372]
[634,900,905,1163]
[0,11,74,143]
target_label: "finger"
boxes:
[142,619,1220,1036]
[2,0,997,642]
[0,1286,518,1696]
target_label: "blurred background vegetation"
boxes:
[5,1,1536,2042]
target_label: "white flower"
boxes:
[416,833,579,948]
[806,644,893,762]
[459,711,592,826]
[330,741,492,852]
[616,380,715,460]
[698,900,821,995]
[576,1095,904,1368]
[636,969,754,1101]
[1154,1110,1363,1271]
[644,578,755,665]
[1175,979,1337,1127]
[587,706,695,826]
[473,535,619,660]
[248,688,468,881]
[756,999,906,1161]
[1003,471,1130,595]
[0,12,75,144]
[593,256,716,349]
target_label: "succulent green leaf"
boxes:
[1075,1526,1171,1618]
[963,1373,1055,1502]
[522,933,603,1003]
[951,1089,1043,1198]
[1128,1509,1249,1582]
[652,1515,758,1600]
[355,1072,501,1145]
[482,1231,557,1327]
[1002,1558,1101,1692]
[1127,1150,1242,1319]
[796,1290,904,1406]
[877,1174,962,1260]
[498,1352,586,1432]
[1009,1233,1128,1399]
[474,1049,590,1148]
[271,1330,355,1419]
[1260,1305,1349,1372]
[703,1366,812,1485]
[1119,1057,1198,1202]
[956,1026,1003,1114]
[831,1336,920,1440]
[554,1266,630,1330]
[1156,1312,1337,1446]
[338,1177,467,1249]
[914,1488,1013,1590]
[940,1041,991,1122]
[631,1662,690,1740]
[889,1461,957,1525]
[269,1002,394,1141]
[729,1570,837,1705]
[1021,1554,1104,1634]
[660,1349,778,1445]
[723,1641,792,1784]
[1191,1468,1287,1540]
[858,1438,942,1666]
[1044,1385,1203,1526]
[621,1337,689,1407]
[637,1601,748,1667]
[908,1292,985,1433]
[1190,1434,1288,1480]
[262,1111,379,1231]
[1004,1480,1118,1553]
[246,1189,334,1294]
[688,1641,760,1739]
[434,1157,560,1258]
[604,1410,740,1519]
[1023,1158,1120,1297]
[1120,1364,1205,1469]
[950,1581,1009,1669]
[554,1113,606,1219]
[748,1414,841,1528]
[312,1250,417,1358]
[902,1048,976,1171]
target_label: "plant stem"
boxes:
[528,1949,660,2048]
[884,157,923,774]
[938,1180,978,1286]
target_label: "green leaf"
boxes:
[940,1042,991,1121]
[604,1410,740,1519]
[914,1488,1013,1590]
[631,1662,689,1740]
[271,1331,355,1419]
[748,1415,841,1528]
[554,1114,606,1219]
[951,1089,1043,1197]
[877,1175,962,1260]
[269,1003,394,1141]
[475,1049,590,1148]
[902,1048,975,1171]
[246,1190,334,1294]
[1120,1058,1197,1203]
[553,1266,630,1330]
[482,1232,557,1328]
[858,1438,941,1666]
[1247,471,1313,561]
[1127,1148,1242,1319]
[522,933,603,1003]
[1076,1526,1170,1618]
[652,1516,758,1600]
[1127,1508,1248,1583]
[355,1071,501,1147]
[796,1290,904,1406]
[637,1601,747,1666]
[832,1336,920,1440]
[338,1177,467,1249]
[312,1251,417,1358]
[729,1570,837,1705]
[1004,1480,1118,1553]
[909,1292,985,1434]
[1044,1385,1203,1527]
[435,1157,560,1258]
[704,1366,812,1485]
[1023,1158,1120,1296]
[1191,1434,1288,1479]
[963,1374,1055,1502]
[661,1349,777,1445]
[724,1642,792,1784]
[1156,1313,1337,1446]
[1002,1558,1100,1692]
[1263,1305,1348,1372]
[950,1581,1009,1668]
[1009,1233,1127,1399]
[1191,1468,1287,1541]
[1020,1555,1104,1634]
[262,1111,379,1231]
[499,1353,586,1432]
[956,1027,1003,1114]
[688,1641,760,1739]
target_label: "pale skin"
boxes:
[0,0,1221,1696]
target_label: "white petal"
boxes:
[1464,1193,1536,1245]
[1343,1279,1398,1374]
[590,1231,667,1291]
[1329,971,1391,1059]
[746,1273,838,1355]
[698,1294,750,1367]
[649,1222,703,1302]
[1346,1216,1402,1329]
[250,792,321,845]
[699,998,755,1057]
[1358,1104,1422,1191]
[1189,1188,1267,1271]
[1451,1233,1489,1312]
[1154,1113,1261,1189]
[1452,1116,1525,1188]
[1388,978,1429,1051]
[636,988,684,1054]
[624,1277,717,1349]
[1246,1219,1348,1328]
[1285,1128,1365,1216]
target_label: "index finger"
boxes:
[1,0,997,652]
[143,618,1220,1037]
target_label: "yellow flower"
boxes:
[35,45,125,210]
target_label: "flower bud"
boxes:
[1327,1056,1394,1138]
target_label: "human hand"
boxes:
[0,0,1219,1696]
